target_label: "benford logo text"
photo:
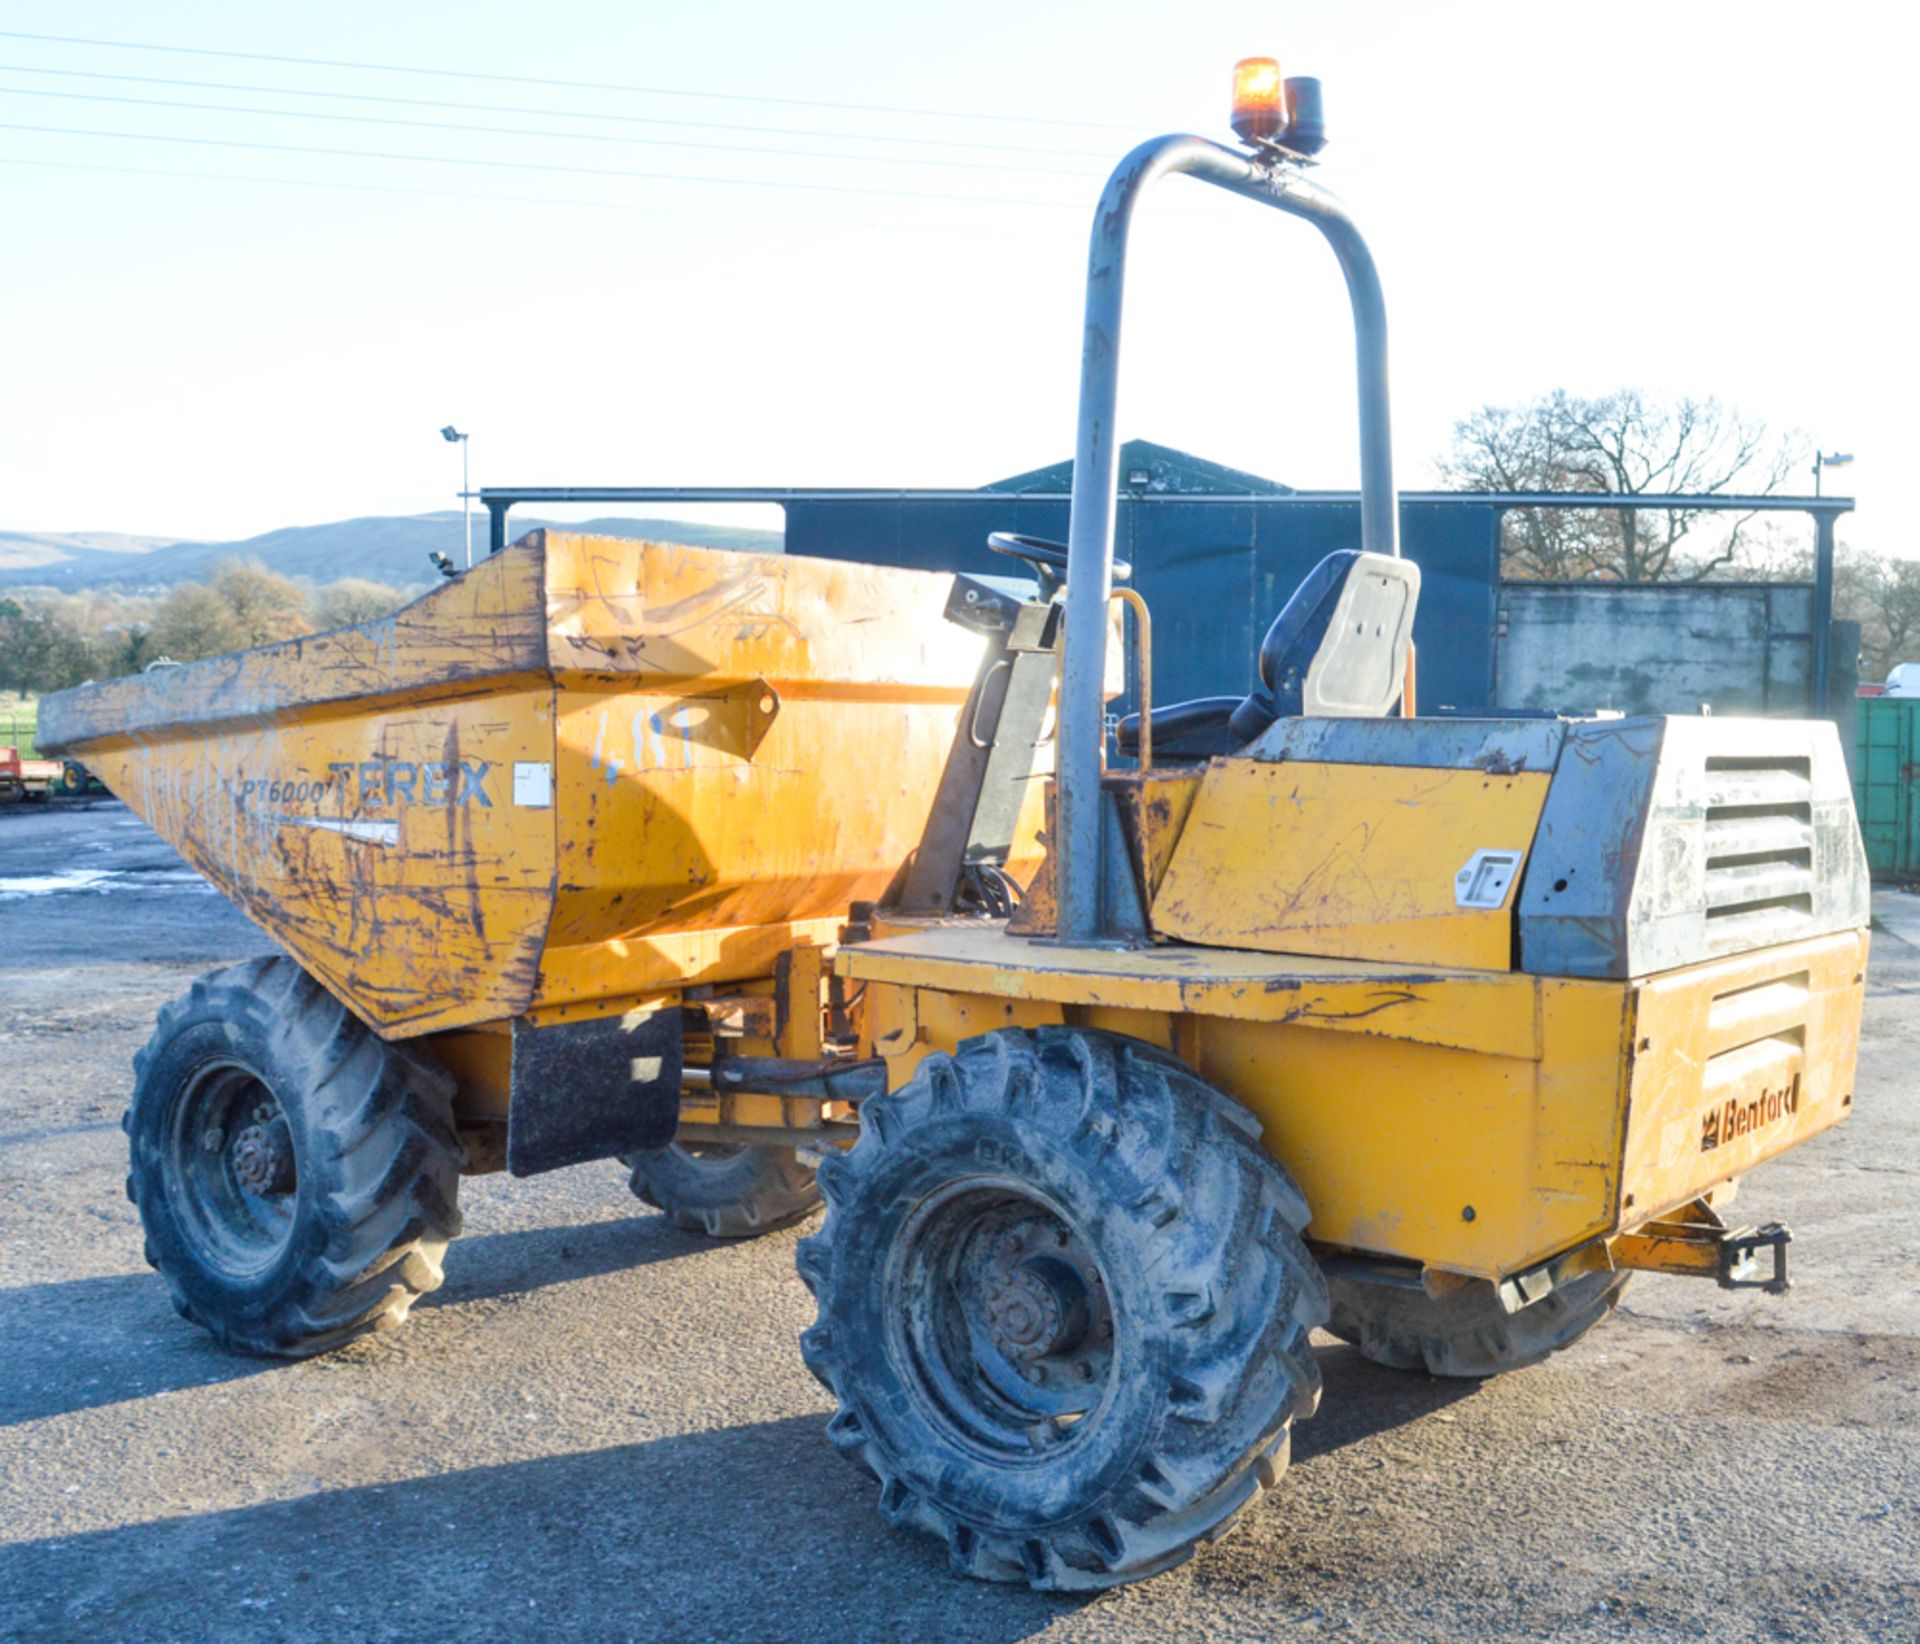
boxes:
[1700,1071,1801,1152]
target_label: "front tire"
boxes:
[125,957,464,1357]
[798,1027,1327,1591]
[1327,1268,1630,1378]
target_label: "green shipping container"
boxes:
[1855,694,1920,879]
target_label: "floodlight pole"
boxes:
[441,426,473,568]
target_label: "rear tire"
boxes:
[798,1027,1327,1591]
[1327,1268,1630,1378]
[125,957,464,1357]
[624,1142,820,1238]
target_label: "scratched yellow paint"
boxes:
[841,920,1542,1057]
[66,687,559,1036]
[1192,995,1626,1276]
[1152,759,1550,970]
[41,531,991,1037]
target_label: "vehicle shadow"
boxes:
[0,1414,1089,1644]
[0,1271,268,1429]
[0,1212,709,1428]
[1297,1339,1484,1462]
[424,1211,721,1309]
[0,1346,1492,1640]
[1,1316,1491,1637]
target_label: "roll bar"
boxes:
[1053,133,1397,946]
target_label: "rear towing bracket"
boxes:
[1609,1205,1794,1295]
[1496,1197,1795,1311]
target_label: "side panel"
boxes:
[1193,981,1628,1277]
[1152,760,1549,970]
[543,681,965,947]
[1619,929,1866,1221]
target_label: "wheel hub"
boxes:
[949,1209,1113,1419]
[230,1115,294,1194]
[983,1264,1064,1360]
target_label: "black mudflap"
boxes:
[506,1008,684,1177]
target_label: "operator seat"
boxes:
[1115,549,1420,760]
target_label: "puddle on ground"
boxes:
[0,868,213,900]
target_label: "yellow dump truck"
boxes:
[38,60,1871,1594]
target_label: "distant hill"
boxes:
[0,511,783,590]
[0,528,188,576]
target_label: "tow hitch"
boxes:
[1714,1221,1793,1294]
[1603,1198,1793,1295]
[1490,1198,1795,1315]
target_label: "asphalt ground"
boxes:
[1,798,1916,1643]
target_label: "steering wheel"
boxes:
[987,532,1132,599]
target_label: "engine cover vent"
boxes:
[1518,718,1867,980]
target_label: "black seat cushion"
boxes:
[1113,696,1241,760]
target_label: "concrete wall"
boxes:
[1495,579,1859,764]
[1495,582,1850,712]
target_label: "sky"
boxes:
[0,0,1910,554]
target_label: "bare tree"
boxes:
[310,577,412,631]
[1762,542,1920,683]
[1857,556,1920,679]
[1439,401,1592,577]
[1439,389,1803,581]
[150,582,243,662]
[209,559,311,648]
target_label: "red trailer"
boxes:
[0,746,64,801]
